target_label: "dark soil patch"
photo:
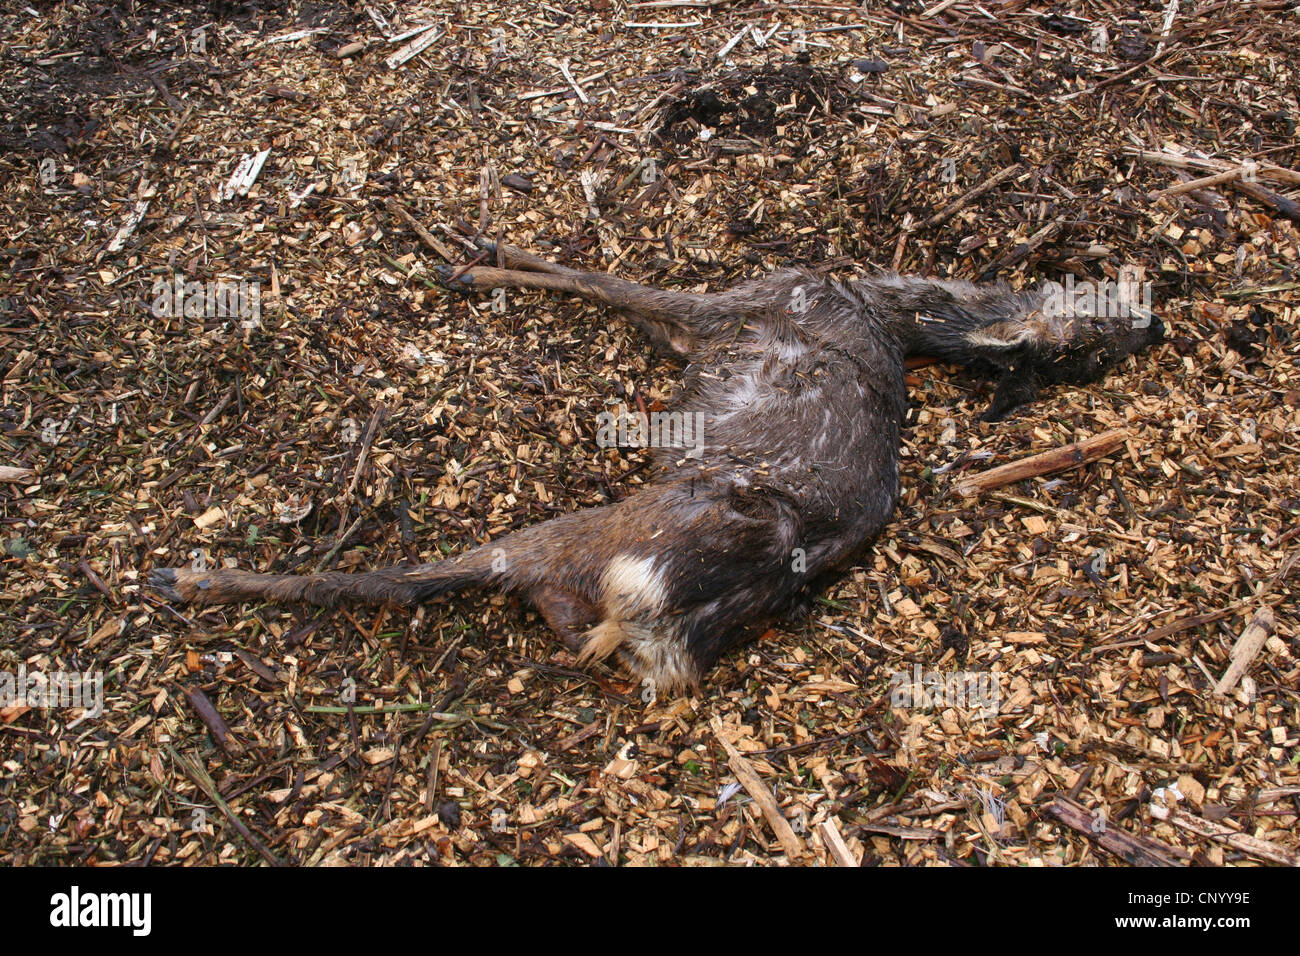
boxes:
[659,61,849,143]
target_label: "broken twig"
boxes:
[953,429,1129,498]
[711,717,805,860]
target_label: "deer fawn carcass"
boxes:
[151,242,1162,694]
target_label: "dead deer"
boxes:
[151,241,1162,694]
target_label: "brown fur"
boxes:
[150,242,1162,694]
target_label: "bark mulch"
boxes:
[1,0,1297,866]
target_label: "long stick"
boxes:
[1152,168,1246,198]
[384,199,457,261]
[911,163,1023,232]
[953,429,1129,498]
[978,219,1062,280]
[1129,148,1300,186]
[711,718,805,860]
[1213,607,1274,696]
[318,403,386,573]
[1228,179,1300,224]
[167,746,283,866]
[1148,801,1299,867]
[1049,796,1182,866]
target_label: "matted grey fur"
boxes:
[151,243,1162,693]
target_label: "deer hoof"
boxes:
[434,265,476,290]
[149,567,205,603]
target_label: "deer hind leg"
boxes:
[528,584,600,653]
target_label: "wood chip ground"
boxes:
[1,0,1297,866]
